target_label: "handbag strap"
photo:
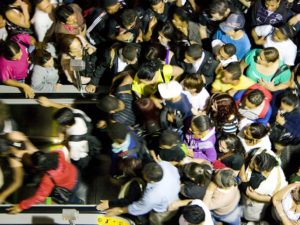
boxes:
[270,64,289,82]
[159,66,166,83]
[46,172,57,186]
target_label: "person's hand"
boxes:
[288,14,300,26]
[97,120,107,129]
[96,200,109,211]
[22,84,35,99]
[85,84,97,93]
[37,96,52,107]
[0,194,6,204]
[119,32,134,43]
[55,83,62,91]
[258,79,275,91]
[6,204,22,214]
[168,200,182,211]
[276,112,285,125]
[104,207,123,216]
[255,36,266,45]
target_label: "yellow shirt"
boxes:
[132,65,173,97]
[212,74,255,93]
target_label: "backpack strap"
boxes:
[270,64,289,82]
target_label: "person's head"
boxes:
[219,13,245,36]
[244,122,270,143]
[120,9,137,30]
[145,43,167,62]
[97,95,125,114]
[149,0,164,13]
[158,22,174,45]
[142,162,163,183]
[181,205,205,224]
[34,0,53,13]
[264,0,281,12]
[183,162,213,186]
[280,92,299,113]
[244,89,264,109]
[207,93,239,124]
[53,107,75,127]
[55,5,77,25]
[208,0,231,21]
[257,47,279,65]
[190,115,214,139]
[106,122,128,144]
[220,62,242,84]
[159,129,180,148]
[0,40,22,60]
[118,158,142,177]
[172,8,189,30]
[214,168,238,188]
[250,150,279,172]
[120,44,138,64]
[104,0,121,14]
[216,43,236,60]
[31,151,59,172]
[59,35,82,57]
[184,44,203,63]
[182,74,205,94]
[136,59,162,83]
[34,49,53,67]
[218,133,245,154]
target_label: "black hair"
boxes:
[97,95,120,113]
[224,62,241,80]
[218,133,245,154]
[247,123,270,139]
[186,44,203,60]
[158,22,175,40]
[183,162,213,186]
[31,151,59,172]
[149,0,162,5]
[33,49,52,66]
[58,34,78,53]
[137,59,162,80]
[0,40,20,60]
[173,7,189,22]
[159,129,179,146]
[182,204,205,224]
[192,115,213,132]
[281,92,299,107]
[32,0,45,5]
[106,122,128,141]
[142,162,163,182]
[122,44,138,61]
[53,107,75,126]
[254,151,279,172]
[223,43,236,56]
[55,5,74,23]
[183,74,205,93]
[145,43,167,61]
[120,9,137,27]
[214,169,238,188]
[208,0,229,16]
[247,89,264,106]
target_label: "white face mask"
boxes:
[112,134,131,154]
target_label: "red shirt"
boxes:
[19,150,78,210]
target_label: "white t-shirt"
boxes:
[255,25,297,66]
[238,134,272,153]
[182,88,210,111]
[179,200,214,225]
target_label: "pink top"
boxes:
[0,34,30,82]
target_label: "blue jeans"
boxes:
[212,205,242,225]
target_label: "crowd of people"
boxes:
[0,0,300,224]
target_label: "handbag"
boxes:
[46,172,73,204]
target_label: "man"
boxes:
[212,13,251,60]
[251,24,297,66]
[212,62,255,95]
[105,161,181,225]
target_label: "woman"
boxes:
[203,168,241,225]
[0,131,37,204]
[31,48,59,92]
[217,133,245,174]
[8,149,82,213]
[184,115,217,163]
[239,148,287,222]
[272,182,300,225]
[206,93,240,134]
[0,38,35,98]
[240,47,291,92]
[4,0,31,35]
[144,42,176,66]
[59,34,100,93]
[238,122,272,153]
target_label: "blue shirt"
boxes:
[213,29,251,60]
[128,161,180,215]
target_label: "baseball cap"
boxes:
[219,13,245,33]
[158,80,183,99]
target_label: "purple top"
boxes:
[184,128,217,162]
[0,34,30,82]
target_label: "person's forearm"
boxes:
[4,79,27,89]
[21,6,31,28]
[248,191,271,202]
[271,82,290,91]
[0,166,23,200]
